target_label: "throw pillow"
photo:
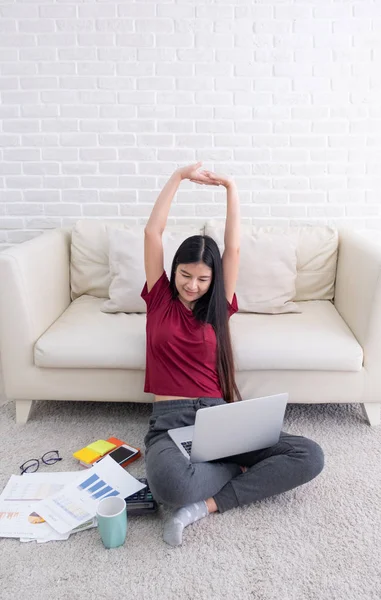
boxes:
[237,232,302,314]
[101,225,203,313]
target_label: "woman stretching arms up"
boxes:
[141,162,324,546]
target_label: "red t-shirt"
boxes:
[140,271,238,398]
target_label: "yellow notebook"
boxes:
[87,440,116,455]
[72,448,101,463]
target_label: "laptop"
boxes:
[168,393,288,463]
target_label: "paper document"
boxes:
[36,455,146,534]
[0,472,80,502]
[0,502,48,539]
[0,472,86,541]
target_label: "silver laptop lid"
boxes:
[191,393,288,463]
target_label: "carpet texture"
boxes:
[1,396,381,600]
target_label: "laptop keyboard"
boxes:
[181,441,192,455]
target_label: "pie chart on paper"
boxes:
[28,512,45,524]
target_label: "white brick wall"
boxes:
[1,0,381,247]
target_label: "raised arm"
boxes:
[144,171,183,292]
[144,171,183,235]
[223,181,240,250]
[192,167,240,250]
[194,169,241,304]
[222,181,240,304]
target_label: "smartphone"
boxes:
[107,444,139,465]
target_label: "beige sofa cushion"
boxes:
[70,220,203,301]
[101,226,203,314]
[35,295,145,370]
[205,220,339,302]
[230,300,362,372]
[230,231,301,314]
[34,295,362,371]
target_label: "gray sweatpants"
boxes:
[144,397,325,513]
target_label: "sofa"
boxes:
[0,219,380,427]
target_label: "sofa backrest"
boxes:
[69,219,339,305]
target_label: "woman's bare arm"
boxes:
[224,181,240,250]
[144,171,183,235]
[193,168,240,249]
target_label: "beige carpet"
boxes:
[1,375,381,600]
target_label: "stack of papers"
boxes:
[0,455,146,543]
[0,472,93,543]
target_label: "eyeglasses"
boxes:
[19,450,62,475]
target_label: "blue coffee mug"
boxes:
[96,496,127,549]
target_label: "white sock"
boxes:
[163,501,209,547]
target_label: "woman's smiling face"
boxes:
[175,262,213,308]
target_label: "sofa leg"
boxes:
[361,403,381,427]
[15,400,33,424]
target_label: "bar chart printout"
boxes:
[36,455,146,534]
[78,474,119,500]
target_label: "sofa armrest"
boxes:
[0,228,71,397]
[334,229,381,375]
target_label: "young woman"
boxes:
[141,162,324,547]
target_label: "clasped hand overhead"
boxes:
[176,161,234,190]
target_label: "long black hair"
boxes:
[169,235,242,404]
